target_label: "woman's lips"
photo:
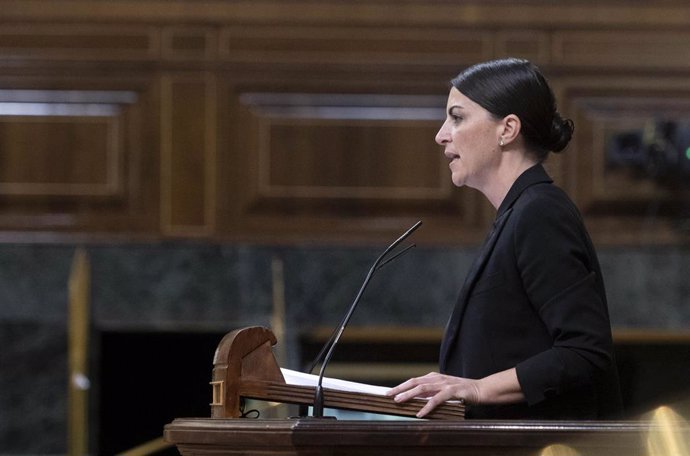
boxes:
[445,151,460,163]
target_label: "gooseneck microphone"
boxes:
[311,221,422,418]
[305,240,418,375]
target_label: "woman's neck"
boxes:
[481,152,538,210]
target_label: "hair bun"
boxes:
[548,115,574,153]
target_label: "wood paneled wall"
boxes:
[1,0,690,245]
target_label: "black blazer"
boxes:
[440,164,623,419]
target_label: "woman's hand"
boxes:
[386,372,481,418]
[387,368,524,418]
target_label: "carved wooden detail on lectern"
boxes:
[211,326,284,418]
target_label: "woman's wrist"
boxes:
[476,368,525,405]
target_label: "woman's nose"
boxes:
[435,122,450,145]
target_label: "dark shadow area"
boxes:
[98,330,227,455]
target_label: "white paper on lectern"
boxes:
[280,368,390,396]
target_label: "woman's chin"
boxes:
[450,173,467,188]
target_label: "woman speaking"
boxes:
[388,58,623,420]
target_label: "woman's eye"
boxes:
[451,115,462,123]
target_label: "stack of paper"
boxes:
[280,368,390,396]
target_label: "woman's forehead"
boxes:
[446,88,479,111]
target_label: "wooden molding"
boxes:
[3,1,690,29]
[1,0,689,243]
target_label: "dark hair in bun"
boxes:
[451,58,574,161]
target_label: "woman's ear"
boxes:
[499,114,521,146]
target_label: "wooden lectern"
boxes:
[165,326,689,456]
[207,326,464,420]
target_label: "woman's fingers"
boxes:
[387,372,439,396]
[387,373,478,418]
[416,389,456,418]
[392,382,439,403]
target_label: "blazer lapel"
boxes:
[439,207,513,372]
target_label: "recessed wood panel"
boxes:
[217,91,485,244]
[0,90,134,199]
[161,74,216,236]
[555,77,690,244]
[241,93,453,207]
[553,31,690,69]
[0,117,114,196]
[0,85,160,234]
[262,121,446,199]
[566,92,690,210]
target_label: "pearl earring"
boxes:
[499,138,504,147]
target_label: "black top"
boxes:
[440,164,623,419]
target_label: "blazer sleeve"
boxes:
[512,192,614,406]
